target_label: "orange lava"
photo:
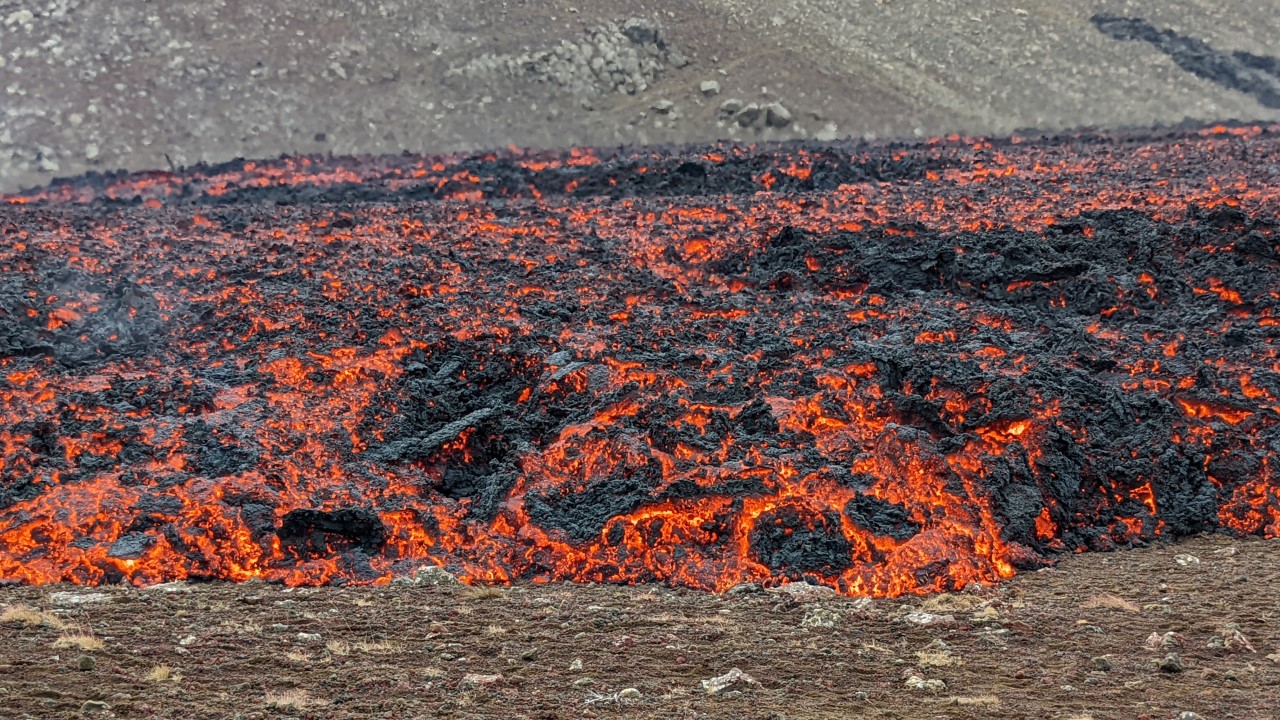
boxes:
[1,125,1277,595]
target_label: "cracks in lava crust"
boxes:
[1,125,1279,594]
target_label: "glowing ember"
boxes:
[1,125,1277,595]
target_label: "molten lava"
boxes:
[1,125,1278,595]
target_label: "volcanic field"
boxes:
[1,125,1277,595]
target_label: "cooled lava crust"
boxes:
[2,125,1278,595]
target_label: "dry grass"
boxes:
[145,665,181,683]
[0,604,65,629]
[645,612,684,624]
[659,686,692,701]
[353,639,401,653]
[51,627,104,651]
[484,624,508,635]
[265,689,328,711]
[459,586,505,601]
[0,605,43,625]
[920,594,982,613]
[326,639,401,657]
[215,619,262,635]
[944,695,1001,707]
[285,650,312,663]
[1081,593,1141,613]
[916,649,963,667]
[859,639,893,654]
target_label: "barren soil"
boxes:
[2,0,1279,192]
[2,534,1277,720]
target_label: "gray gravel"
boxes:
[1,0,1277,192]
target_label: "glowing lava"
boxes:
[1,124,1277,594]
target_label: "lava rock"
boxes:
[651,99,675,114]
[766,581,837,602]
[277,507,387,555]
[900,611,955,626]
[1221,623,1256,652]
[620,18,661,47]
[750,505,852,576]
[764,103,793,128]
[844,494,921,540]
[726,582,764,596]
[1159,653,1185,673]
[702,668,759,696]
[50,592,111,606]
[392,565,461,587]
[457,17,680,98]
[971,606,1000,623]
[108,532,155,560]
[801,607,842,628]
[734,103,762,128]
[905,675,946,691]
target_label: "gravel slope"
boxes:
[1,0,1278,192]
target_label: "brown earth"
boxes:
[1,534,1277,720]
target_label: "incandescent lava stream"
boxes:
[1,125,1278,595]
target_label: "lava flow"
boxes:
[1,125,1278,595]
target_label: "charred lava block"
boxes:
[1,124,1278,594]
[278,508,388,557]
[750,505,854,577]
[843,494,921,541]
